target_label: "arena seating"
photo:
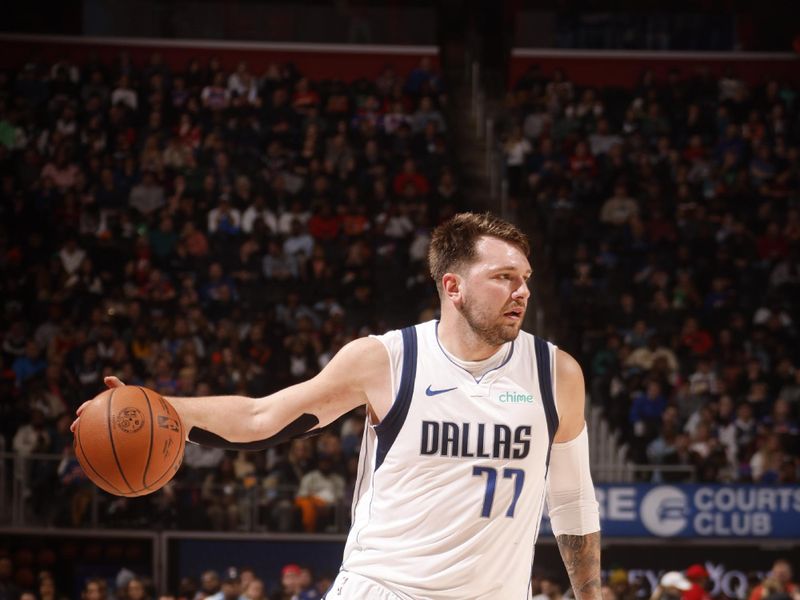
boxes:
[1,44,799,600]
[506,66,799,484]
[0,52,454,535]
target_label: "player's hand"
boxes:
[70,376,127,433]
[103,375,126,390]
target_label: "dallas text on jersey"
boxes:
[420,421,532,459]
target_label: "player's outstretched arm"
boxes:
[71,336,388,448]
[550,349,601,600]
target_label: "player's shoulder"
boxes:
[335,322,430,368]
[369,320,434,350]
[518,332,584,386]
[336,335,388,362]
[514,329,554,359]
[555,348,584,383]
[321,336,390,390]
[551,348,586,439]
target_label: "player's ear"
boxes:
[442,272,462,302]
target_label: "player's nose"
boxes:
[513,279,530,300]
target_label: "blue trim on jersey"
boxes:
[527,485,549,598]
[351,420,370,525]
[433,320,514,384]
[374,326,418,471]
[534,336,559,471]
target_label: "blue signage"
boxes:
[540,484,800,538]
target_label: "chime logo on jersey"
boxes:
[420,421,532,459]
[498,391,534,403]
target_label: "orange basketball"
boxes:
[73,386,185,497]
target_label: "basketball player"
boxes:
[73,213,601,599]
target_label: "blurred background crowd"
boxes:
[502,64,799,484]
[0,20,798,600]
[0,52,455,533]
[1,47,799,536]
[1,553,797,600]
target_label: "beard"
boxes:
[460,296,524,347]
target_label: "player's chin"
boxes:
[498,320,523,339]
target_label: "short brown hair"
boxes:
[428,212,530,291]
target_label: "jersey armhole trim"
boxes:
[550,342,560,421]
[374,326,418,471]
[534,335,559,471]
[368,333,396,426]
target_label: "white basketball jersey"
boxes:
[340,320,559,600]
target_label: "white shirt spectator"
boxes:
[523,111,550,139]
[241,205,277,234]
[207,204,242,233]
[589,132,622,156]
[227,72,258,105]
[717,422,738,467]
[297,469,345,504]
[129,179,166,216]
[13,423,50,455]
[59,242,86,275]
[688,368,719,397]
[625,345,679,375]
[753,306,793,328]
[719,76,744,102]
[769,256,800,288]
[505,137,532,167]
[183,444,225,470]
[111,87,137,110]
[277,210,310,235]
[284,232,315,259]
[34,321,59,350]
[262,250,299,280]
[600,194,639,226]
[384,111,412,135]
[55,117,77,138]
[409,229,431,263]
[376,212,414,239]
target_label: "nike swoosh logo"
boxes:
[426,385,457,396]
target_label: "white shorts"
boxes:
[325,571,406,600]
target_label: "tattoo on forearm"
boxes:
[556,531,602,600]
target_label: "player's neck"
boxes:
[437,316,503,361]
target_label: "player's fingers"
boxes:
[104,375,125,388]
[73,378,124,429]
[75,400,92,416]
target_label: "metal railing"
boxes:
[485,118,509,219]
[0,451,351,533]
[592,463,697,483]
[3,450,107,528]
[467,59,509,219]
[3,448,700,531]
[0,437,6,524]
[587,405,698,483]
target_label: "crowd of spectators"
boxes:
[618,559,798,600]
[0,552,333,600]
[0,50,456,530]
[1,39,799,600]
[1,549,797,600]
[505,65,799,482]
